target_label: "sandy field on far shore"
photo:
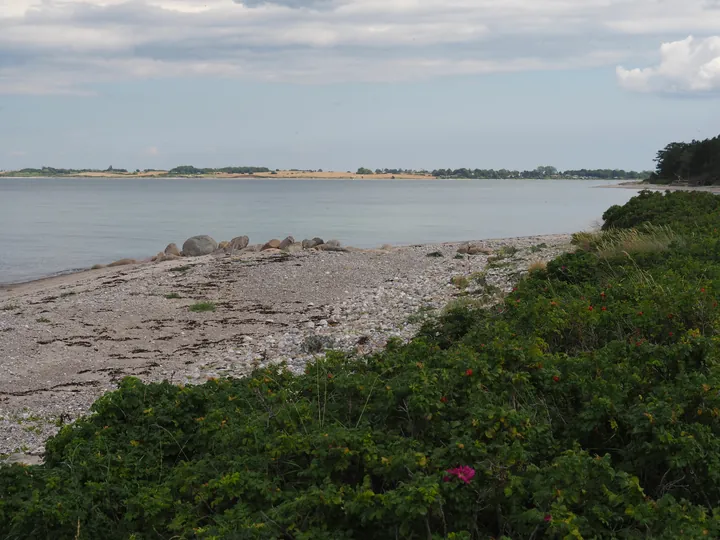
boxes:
[0,235,570,463]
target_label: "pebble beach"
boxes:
[0,234,571,462]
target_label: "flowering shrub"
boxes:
[3,190,720,538]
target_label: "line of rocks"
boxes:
[93,235,348,269]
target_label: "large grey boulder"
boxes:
[279,236,295,250]
[165,243,181,257]
[182,235,218,257]
[229,236,249,251]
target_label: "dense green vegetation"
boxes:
[647,135,720,185]
[431,166,651,180]
[1,165,651,179]
[3,189,720,538]
[167,166,271,175]
[0,166,128,177]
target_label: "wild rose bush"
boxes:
[3,190,720,539]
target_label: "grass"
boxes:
[426,251,444,258]
[36,317,51,324]
[453,254,465,260]
[527,261,547,273]
[169,265,193,273]
[451,276,470,290]
[1,305,18,311]
[529,243,548,253]
[60,291,76,298]
[164,293,182,299]
[573,224,679,260]
[188,302,216,313]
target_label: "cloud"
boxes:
[234,0,338,9]
[617,36,720,93]
[2,0,720,94]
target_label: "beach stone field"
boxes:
[0,234,570,462]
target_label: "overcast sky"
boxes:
[1,0,719,171]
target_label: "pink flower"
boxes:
[445,466,475,484]
[544,514,552,523]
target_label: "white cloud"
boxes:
[617,36,720,93]
[1,0,720,93]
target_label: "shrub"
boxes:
[5,190,720,538]
[189,302,216,313]
[164,292,182,299]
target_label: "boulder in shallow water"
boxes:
[164,243,181,257]
[262,239,281,251]
[108,258,137,267]
[91,264,106,270]
[182,235,218,257]
[229,236,249,251]
[279,236,295,250]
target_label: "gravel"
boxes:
[0,234,571,460]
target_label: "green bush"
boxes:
[4,190,720,538]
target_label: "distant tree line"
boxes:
[648,134,720,185]
[167,166,270,175]
[430,166,651,180]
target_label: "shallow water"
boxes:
[0,177,639,284]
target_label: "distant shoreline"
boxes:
[599,181,720,193]
[0,171,436,180]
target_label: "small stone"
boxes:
[218,241,230,250]
[165,243,181,257]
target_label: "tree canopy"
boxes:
[649,134,720,185]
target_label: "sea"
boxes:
[0,177,640,284]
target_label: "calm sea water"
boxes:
[0,177,639,284]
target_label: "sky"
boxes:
[1,0,719,172]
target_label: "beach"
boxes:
[0,234,570,461]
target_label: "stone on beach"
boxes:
[302,237,325,249]
[457,243,492,256]
[317,239,346,252]
[108,258,137,267]
[279,236,295,250]
[182,235,218,257]
[218,241,230,250]
[262,239,281,251]
[229,236,250,251]
[164,243,181,257]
